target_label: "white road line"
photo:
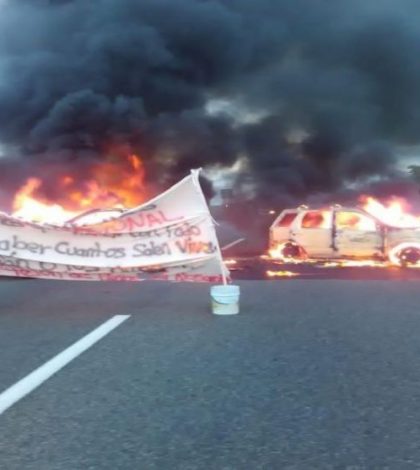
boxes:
[0,314,130,416]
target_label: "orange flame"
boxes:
[266,270,300,278]
[12,154,146,224]
[224,259,238,266]
[320,260,386,268]
[361,196,420,228]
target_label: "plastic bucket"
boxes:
[210,285,240,315]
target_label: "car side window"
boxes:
[301,211,332,229]
[336,211,376,231]
[276,212,297,227]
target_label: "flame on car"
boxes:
[361,196,420,228]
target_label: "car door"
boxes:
[292,210,334,258]
[269,210,298,248]
[334,210,383,258]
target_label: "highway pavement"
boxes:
[1,278,420,469]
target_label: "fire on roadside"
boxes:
[12,154,146,224]
[266,270,300,278]
[224,259,238,266]
[319,260,386,268]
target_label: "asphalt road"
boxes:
[1,278,420,469]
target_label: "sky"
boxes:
[0,0,418,206]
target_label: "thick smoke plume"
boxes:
[0,0,419,208]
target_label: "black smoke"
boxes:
[0,0,419,207]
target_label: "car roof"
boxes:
[273,206,387,225]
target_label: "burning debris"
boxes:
[266,270,300,278]
[11,154,146,224]
[319,260,388,268]
[224,259,238,266]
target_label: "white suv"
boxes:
[269,206,420,265]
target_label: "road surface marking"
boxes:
[0,314,130,415]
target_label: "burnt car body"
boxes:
[269,206,420,265]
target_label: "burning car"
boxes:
[269,205,420,266]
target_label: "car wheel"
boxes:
[277,242,305,261]
[397,247,420,266]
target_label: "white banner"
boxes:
[0,170,229,283]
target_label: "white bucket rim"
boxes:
[211,284,240,293]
